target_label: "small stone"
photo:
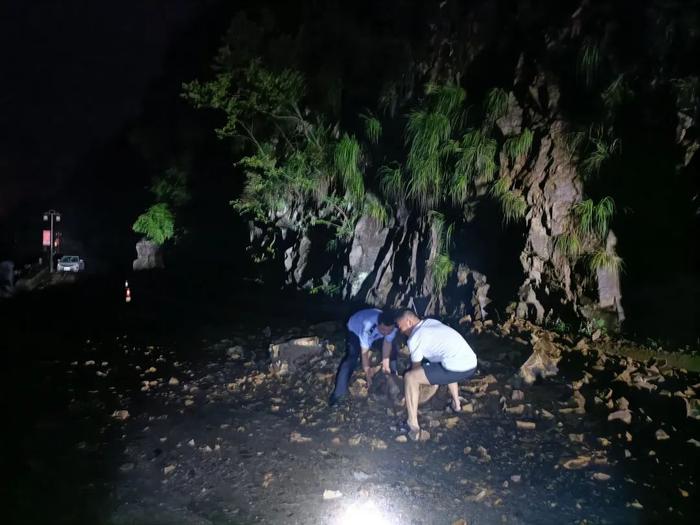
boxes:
[163,465,176,475]
[562,455,591,470]
[687,438,700,447]
[615,397,629,410]
[289,432,312,443]
[395,435,408,443]
[516,420,536,430]
[627,500,643,510]
[348,434,363,446]
[184,399,194,407]
[188,439,195,447]
[511,390,524,401]
[461,403,474,413]
[592,472,611,481]
[608,409,632,424]
[323,490,342,500]
[119,462,134,472]
[655,429,670,441]
[168,377,179,386]
[624,449,632,458]
[463,446,472,455]
[679,488,688,497]
[510,475,521,483]
[597,437,611,447]
[370,438,387,450]
[505,405,525,415]
[540,409,554,420]
[445,417,460,429]
[112,410,130,421]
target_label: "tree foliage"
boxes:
[133,203,175,245]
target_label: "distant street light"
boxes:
[43,209,61,273]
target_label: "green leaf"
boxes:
[133,203,175,245]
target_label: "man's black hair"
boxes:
[378,310,396,326]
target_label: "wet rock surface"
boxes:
[4,288,699,524]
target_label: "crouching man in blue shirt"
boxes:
[396,309,477,441]
[329,308,398,406]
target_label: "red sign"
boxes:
[42,230,51,247]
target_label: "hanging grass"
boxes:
[334,134,364,202]
[594,196,615,239]
[360,112,382,144]
[588,248,624,273]
[497,190,527,224]
[581,135,619,178]
[406,110,452,209]
[453,129,498,191]
[483,88,509,123]
[432,253,454,291]
[363,192,389,227]
[564,130,587,158]
[573,199,595,237]
[556,232,582,258]
[578,38,601,88]
[602,74,633,110]
[503,128,534,163]
[490,177,512,197]
[427,83,466,121]
[429,211,455,291]
[379,163,405,202]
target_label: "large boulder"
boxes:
[519,331,562,385]
[132,239,164,271]
[269,336,325,373]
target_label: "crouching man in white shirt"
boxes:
[395,309,477,441]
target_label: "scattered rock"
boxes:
[511,390,524,401]
[592,472,611,481]
[112,410,130,421]
[510,474,521,483]
[655,429,670,441]
[370,438,387,450]
[608,409,632,424]
[289,432,312,443]
[168,377,179,386]
[163,465,176,476]
[323,490,342,500]
[516,420,536,430]
[395,435,408,443]
[562,455,591,470]
[119,462,134,472]
[348,434,363,446]
[505,405,525,415]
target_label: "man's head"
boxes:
[377,310,396,336]
[395,309,421,336]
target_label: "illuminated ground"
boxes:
[3,275,699,524]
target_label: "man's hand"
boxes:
[364,366,375,387]
[381,358,392,375]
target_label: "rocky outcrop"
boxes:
[133,239,164,271]
[0,260,14,298]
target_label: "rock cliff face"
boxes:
[216,0,698,330]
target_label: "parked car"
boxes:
[57,255,85,272]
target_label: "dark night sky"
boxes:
[0,0,211,220]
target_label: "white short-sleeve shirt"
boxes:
[407,318,477,372]
[347,308,397,349]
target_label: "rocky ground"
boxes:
[6,288,698,525]
[1,272,700,525]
